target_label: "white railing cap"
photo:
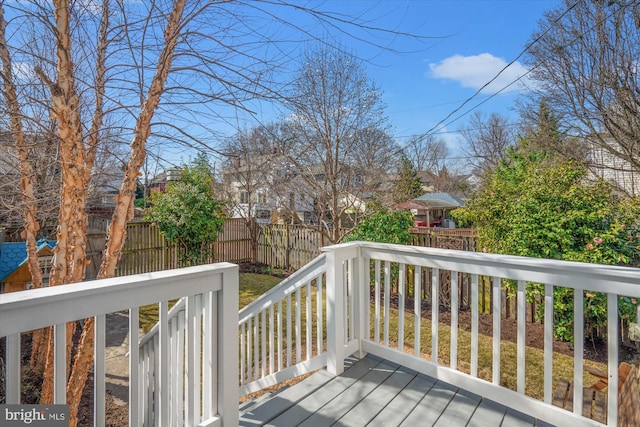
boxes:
[0,263,238,337]
[324,241,640,295]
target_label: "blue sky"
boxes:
[358,0,560,148]
[231,0,561,156]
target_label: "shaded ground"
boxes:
[77,311,133,427]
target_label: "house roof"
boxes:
[0,239,56,282]
[414,192,465,209]
[394,200,429,211]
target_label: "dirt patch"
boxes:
[239,262,294,278]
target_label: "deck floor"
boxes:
[239,355,555,427]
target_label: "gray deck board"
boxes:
[466,398,507,426]
[298,359,399,426]
[399,380,458,426]
[264,356,382,426]
[239,370,334,425]
[367,373,437,426]
[434,388,482,426]
[502,408,537,426]
[337,365,417,426]
[239,355,552,427]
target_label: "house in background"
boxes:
[148,167,183,194]
[0,239,56,293]
[395,192,464,227]
[588,138,640,197]
[222,154,314,225]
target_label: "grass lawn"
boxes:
[379,303,606,400]
[139,273,283,332]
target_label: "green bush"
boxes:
[145,154,226,266]
[453,149,640,341]
[344,208,413,245]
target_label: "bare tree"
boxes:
[281,44,397,242]
[517,100,586,162]
[0,2,430,423]
[460,111,516,177]
[404,134,449,172]
[525,0,640,194]
[221,125,283,255]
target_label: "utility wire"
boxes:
[415,0,582,142]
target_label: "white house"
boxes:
[588,137,640,196]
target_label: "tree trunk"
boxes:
[39,0,89,404]
[0,7,47,367]
[64,1,187,424]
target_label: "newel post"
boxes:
[219,266,239,426]
[325,246,345,375]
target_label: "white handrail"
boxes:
[1,263,239,427]
[0,263,236,336]
[238,253,329,395]
[239,253,326,322]
[138,297,185,347]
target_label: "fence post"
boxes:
[324,246,345,375]
[285,224,291,270]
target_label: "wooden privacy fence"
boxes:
[117,219,252,276]
[66,218,480,278]
[85,218,253,277]
[255,224,333,270]
[98,220,478,275]
[410,227,477,251]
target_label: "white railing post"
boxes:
[218,267,239,426]
[5,333,20,404]
[325,247,345,375]
[352,248,368,358]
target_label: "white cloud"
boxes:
[437,126,464,153]
[429,53,533,93]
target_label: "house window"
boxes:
[39,255,53,283]
[257,192,267,204]
[239,190,249,204]
[255,209,271,220]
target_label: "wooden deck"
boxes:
[239,355,556,426]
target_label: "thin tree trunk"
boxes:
[65,1,187,424]
[39,0,91,407]
[0,7,46,367]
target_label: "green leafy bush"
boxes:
[453,149,640,341]
[145,154,226,266]
[344,208,414,245]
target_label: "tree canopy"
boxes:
[454,148,640,263]
[393,155,423,204]
[525,0,640,195]
[279,44,397,242]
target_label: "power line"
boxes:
[415,0,582,142]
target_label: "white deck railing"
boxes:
[238,253,328,395]
[3,242,639,426]
[240,241,640,427]
[0,263,239,427]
